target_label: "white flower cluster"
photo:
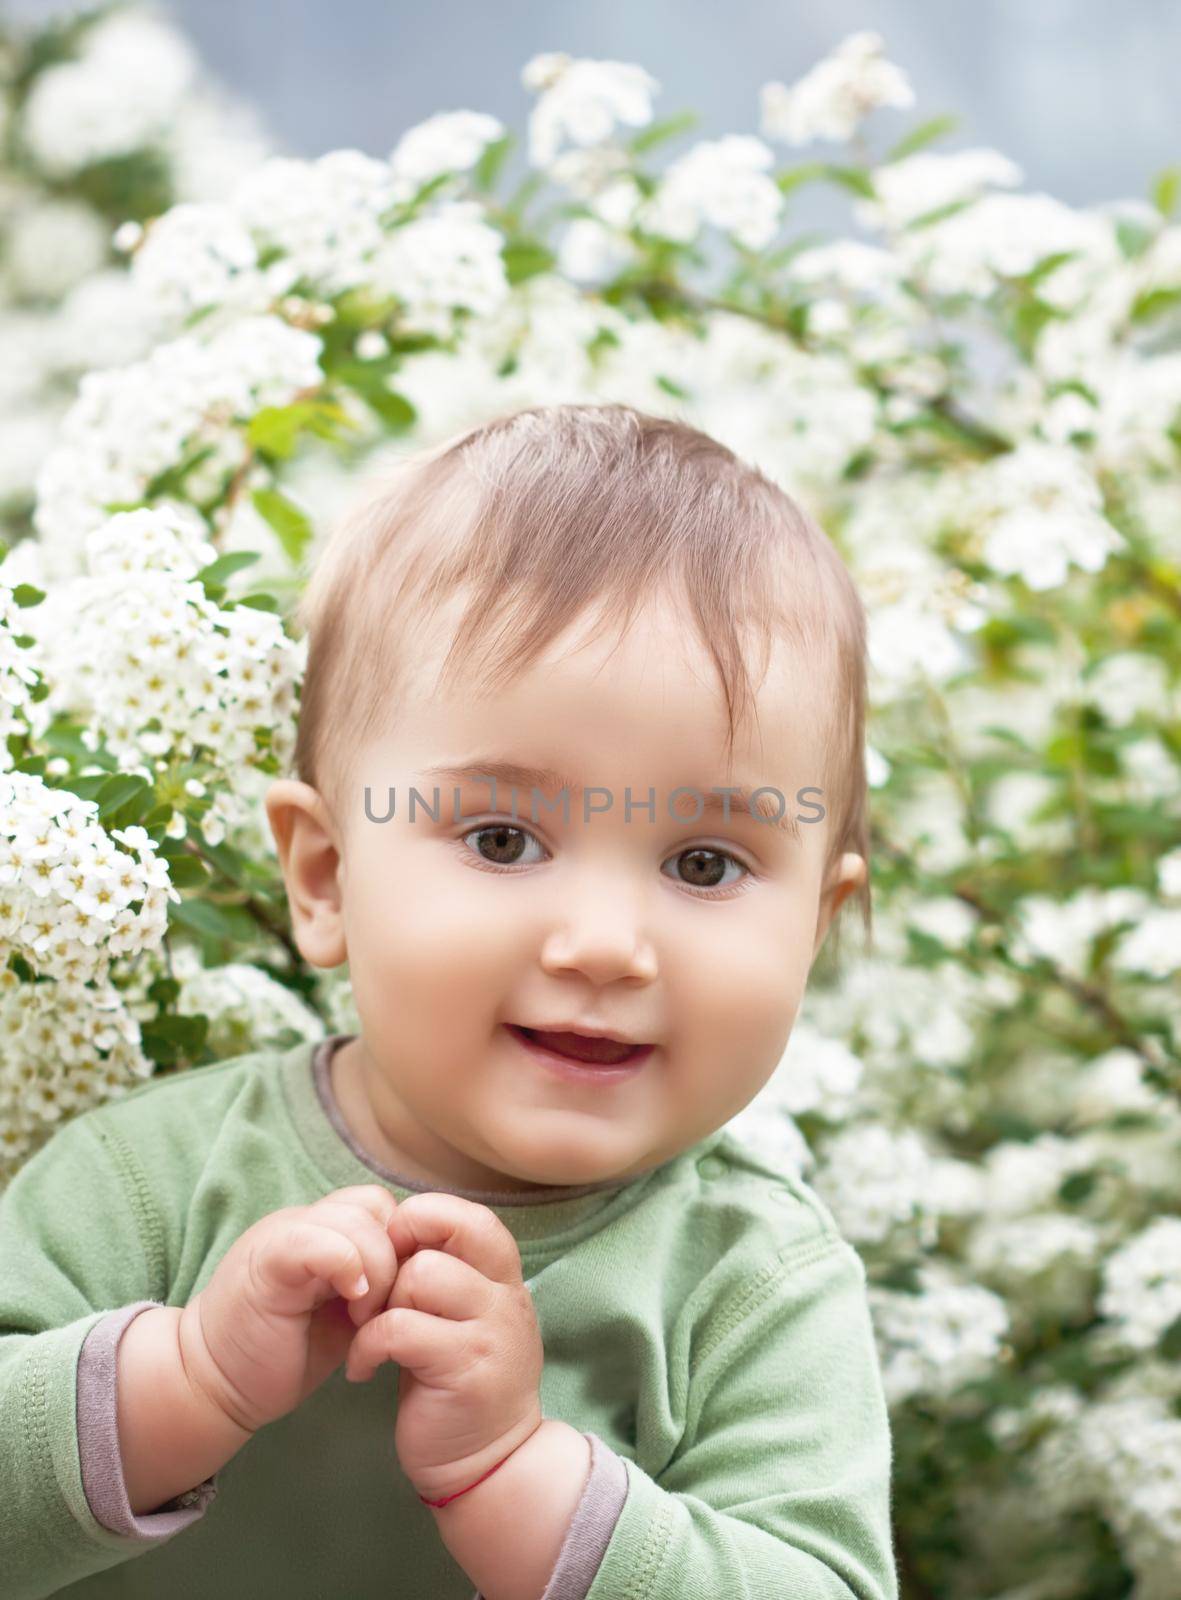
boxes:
[2,197,110,305]
[369,203,511,338]
[170,941,324,1059]
[522,54,658,170]
[868,1262,1010,1405]
[0,769,176,987]
[855,147,1025,234]
[760,31,915,147]
[33,314,324,572]
[130,146,510,341]
[0,965,157,1180]
[18,10,197,176]
[1071,1396,1181,1600]
[1097,1216,1181,1353]
[27,506,304,844]
[641,136,784,252]
[812,1122,941,1247]
[389,110,505,195]
[758,1019,866,1120]
[1012,886,1152,977]
[966,440,1125,591]
[966,1210,1100,1319]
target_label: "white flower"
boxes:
[1083,651,1174,728]
[132,203,263,324]
[1111,910,1181,979]
[907,896,979,948]
[855,147,1023,234]
[1158,848,1181,900]
[557,217,636,284]
[389,110,505,194]
[83,504,217,579]
[4,199,109,301]
[760,32,914,147]
[0,770,176,983]
[1011,888,1150,976]
[894,192,1115,301]
[760,1020,865,1120]
[371,203,509,338]
[865,744,891,787]
[971,442,1124,590]
[641,136,783,251]
[1098,1218,1181,1352]
[522,55,658,170]
[171,943,325,1059]
[230,151,399,297]
[20,11,197,176]
[787,240,904,296]
[869,1263,1009,1404]
[33,315,324,572]
[812,1122,940,1246]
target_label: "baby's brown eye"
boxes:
[663,848,743,891]
[465,825,535,866]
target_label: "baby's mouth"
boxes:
[507,1024,646,1067]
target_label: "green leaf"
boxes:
[1058,1170,1097,1205]
[164,854,211,888]
[628,111,698,155]
[10,584,45,607]
[776,162,829,196]
[1130,285,1181,324]
[169,897,258,944]
[333,362,418,431]
[251,488,314,566]
[884,114,960,164]
[776,163,876,201]
[194,551,261,593]
[232,592,281,613]
[471,133,513,193]
[96,773,153,822]
[501,238,555,286]
[247,399,351,461]
[1115,215,1156,260]
[1151,165,1181,218]
[140,1012,210,1061]
[1159,1312,1181,1362]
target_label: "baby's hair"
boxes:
[291,402,873,958]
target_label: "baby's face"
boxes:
[278,589,863,1194]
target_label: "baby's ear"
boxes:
[813,851,867,958]
[264,779,348,968]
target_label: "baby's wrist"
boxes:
[413,1413,547,1507]
[176,1297,262,1441]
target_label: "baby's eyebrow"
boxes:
[419,759,804,842]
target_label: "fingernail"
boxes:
[353,1273,369,1295]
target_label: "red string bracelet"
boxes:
[417,1449,516,1508]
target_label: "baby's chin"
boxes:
[472,1119,670,1193]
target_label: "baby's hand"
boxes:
[179,1185,402,1436]
[345,1193,545,1505]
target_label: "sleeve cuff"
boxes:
[77,1301,219,1539]
[537,1431,628,1600]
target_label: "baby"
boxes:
[0,404,897,1600]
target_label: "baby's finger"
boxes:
[386,1246,493,1322]
[387,1193,524,1288]
[305,1200,400,1326]
[262,1220,371,1309]
[312,1185,400,1233]
[346,1304,472,1385]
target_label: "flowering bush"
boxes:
[4,25,1181,1598]
[0,1,273,546]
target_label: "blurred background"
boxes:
[6,0,1181,207]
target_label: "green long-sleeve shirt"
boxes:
[0,1032,898,1599]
